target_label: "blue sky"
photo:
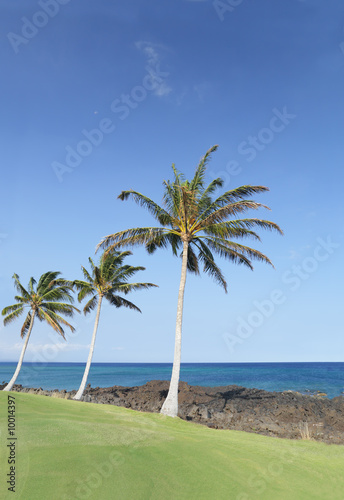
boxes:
[0,0,343,364]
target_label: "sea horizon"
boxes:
[1,361,343,399]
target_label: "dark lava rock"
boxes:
[2,381,343,444]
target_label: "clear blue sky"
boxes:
[0,0,343,363]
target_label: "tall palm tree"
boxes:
[2,272,79,392]
[97,145,283,417]
[72,251,157,401]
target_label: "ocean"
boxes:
[1,362,344,398]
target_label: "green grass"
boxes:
[1,392,343,499]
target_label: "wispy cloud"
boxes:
[135,41,172,97]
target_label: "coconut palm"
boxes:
[72,250,157,401]
[97,145,283,417]
[2,272,79,391]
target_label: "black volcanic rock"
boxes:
[2,380,343,444]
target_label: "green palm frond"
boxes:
[194,200,268,229]
[41,287,75,304]
[2,303,24,317]
[37,271,61,294]
[146,231,181,255]
[73,280,95,302]
[115,282,158,295]
[105,293,142,312]
[197,177,224,213]
[21,312,33,338]
[186,244,200,274]
[80,265,93,284]
[42,302,80,317]
[162,179,182,220]
[190,145,219,192]
[12,274,30,301]
[200,185,270,218]
[202,222,261,241]
[97,227,167,254]
[28,277,36,294]
[112,265,145,282]
[2,306,25,326]
[83,295,98,315]
[39,309,75,339]
[118,190,173,226]
[193,239,228,291]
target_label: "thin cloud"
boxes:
[135,41,172,97]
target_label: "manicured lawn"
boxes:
[1,391,343,499]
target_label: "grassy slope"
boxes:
[1,392,343,500]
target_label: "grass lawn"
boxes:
[1,391,343,500]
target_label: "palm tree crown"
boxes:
[2,272,78,339]
[73,251,157,314]
[2,271,79,391]
[97,145,282,289]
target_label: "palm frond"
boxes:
[202,222,261,241]
[204,236,275,268]
[73,280,96,302]
[194,200,269,229]
[41,302,80,317]
[115,282,158,295]
[118,190,173,226]
[2,303,24,316]
[97,227,168,253]
[28,277,36,294]
[193,239,228,292]
[40,287,75,304]
[2,306,25,326]
[83,295,99,315]
[12,274,30,301]
[105,294,141,312]
[39,309,75,339]
[190,145,219,192]
[37,271,61,294]
[21,312,33,338]
[197,177,224,213]
[146,231,181,256]
[186,244,200,274]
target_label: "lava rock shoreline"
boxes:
[2,380,344,445]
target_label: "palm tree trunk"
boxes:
[160,240,189,417]
[73,295,103,401]
[3,314,35,392]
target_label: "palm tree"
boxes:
[72,250,157,401]
[97,145,283,417]
[2,272,79,392]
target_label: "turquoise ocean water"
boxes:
[1,362,343,398]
